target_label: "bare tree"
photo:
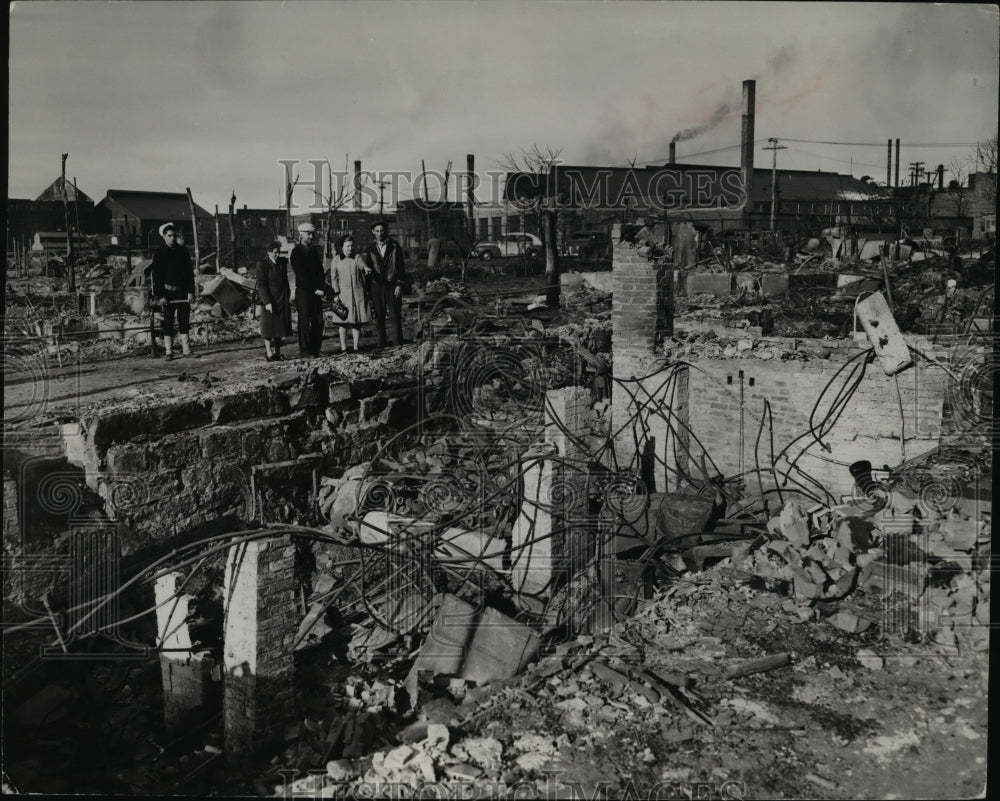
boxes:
[309,155,353,258]
[499,144,564,307]
[974,134,997,205]
[945,157,973,218]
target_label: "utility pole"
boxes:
[376,178,389,217]
[214,205,221,272]
[421,159,432,245]
[443,161,453,240]
[763,138,787,231]
[72,177,82,261]
[466,154,475,241]
[228,191,237,267]
[61,154,75,291]
[909,162,924,187]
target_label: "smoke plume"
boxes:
[669,44,798,146]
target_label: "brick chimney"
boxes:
[741,80,756,215]
[669,142,676,165]
[353,160,362,211]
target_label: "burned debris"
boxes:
[4,75,995,800]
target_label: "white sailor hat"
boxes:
[159,222,176,238]
[297,222,317,233]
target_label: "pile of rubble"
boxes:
[662,330,837,362]
[731,475,990,653]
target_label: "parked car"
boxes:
[472,232,542,261]
[561,231,612,259]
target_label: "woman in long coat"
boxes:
[329,234,372,353]
[256,240,292,361]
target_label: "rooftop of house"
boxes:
[99,190,213,220]
[35,176,94,204]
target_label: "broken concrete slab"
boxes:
[404,594,540,704]
[855,291,912,376]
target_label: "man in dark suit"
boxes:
[290,222,326,357]
[151,222,199,360]
[365,220,409,349]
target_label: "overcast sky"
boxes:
[8,1,998,211]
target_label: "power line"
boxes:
[782,138,980,148]
[785,146,885,170]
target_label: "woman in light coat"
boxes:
[329,234,372,353]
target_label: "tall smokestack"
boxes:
[669,142,676,165]
[466,154,475,235]
[937,164,944,190]
[894,139,900,188]
[741,80,756,214]
[887,139,892,187]
[353,160,362,211]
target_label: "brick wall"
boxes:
[54,373,425,553]
[684,344,956,502]
[161,654,217,727]
[610,213,967,502]
[223,535,297,764]
[610,225,686,490]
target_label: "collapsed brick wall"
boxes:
[57,373,427,552]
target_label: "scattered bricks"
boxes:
[826,610,872,634]
[855,648,884,670]
[760,273,790,296]
[859,559,927,596]
[686,272,734,296]
[328,381,352,403]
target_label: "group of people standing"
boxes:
[256,219,409,362]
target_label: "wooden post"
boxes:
[186,188,200,297]
[543,204,559,308]
[215,205,221,272]
[229,191,237,268]
[466,154,475,241]
[72,177,83,262]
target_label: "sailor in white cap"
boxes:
[290,222,327,357]
[151,222,199,360]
